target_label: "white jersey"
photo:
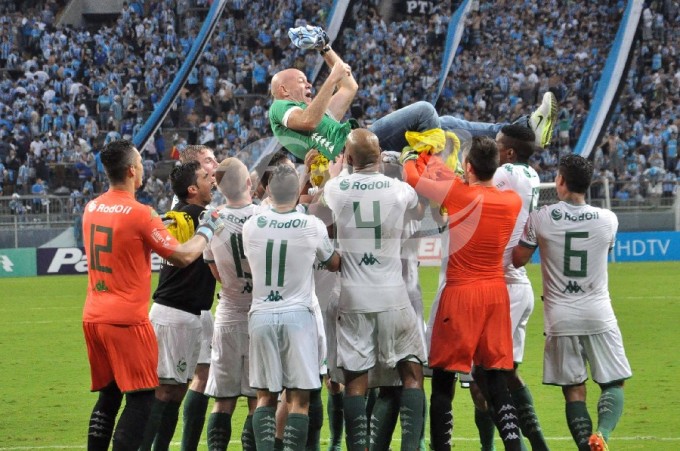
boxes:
[323,171,418,313]
[520,201,619,335]
[494,162,540,284]
[243,209,335,313]
[204,204,255,325]
[401,218,423,314]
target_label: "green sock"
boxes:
[253,406,277,451]
[242,414,256,451]
[597,385,624,441]
[566,401,592,451]
[511,386,548,451]
[306,390,323,451]
[419,395,428,451]
[153,399,180,450]
[284,413,309,451]
[365,388,378,439]
[474,408,496,451]
[207,412,231,451]
[181,389,209,451]
[399,388,425,451]
[343,395,368,451]
[139,398,167,451]
[327,392,344,450]
[369,390,400,451]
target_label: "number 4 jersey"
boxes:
[520,201,619,335]
[243,208,335,313]
[323,171,419,313]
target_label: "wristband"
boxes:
[319,45,331,56]
[195,225,213,243]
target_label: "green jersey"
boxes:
[269,99,351,161]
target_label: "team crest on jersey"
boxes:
[176,359,187,373]
[551,209,563,221]
[339,179,350,191]
[257,216,268,228]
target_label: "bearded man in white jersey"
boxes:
[513,155,632,451]
[202,158,258,450]
[243,165,341,451]
[323,128,427,451]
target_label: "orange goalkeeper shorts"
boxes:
[429,281,514,373]
[83,321,159,393]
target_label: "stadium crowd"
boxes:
[0,0,678,212]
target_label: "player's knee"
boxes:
[96,382,124,416]
[431,369,456,400]
[125,389,155,414]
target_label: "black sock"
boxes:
[112,390,155,451]
[484,370,521,451]
[139,398,167,451]
[430,369,455,451]
[88,382,123,451]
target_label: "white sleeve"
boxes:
[401,181,419,210]
[520,210,539,248]
[203,238,215,262]
[281,106,303,127]
[493,165,512,191]
[315,219,335,263]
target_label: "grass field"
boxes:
[2,262,679,450]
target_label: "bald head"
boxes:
[270,69,311,103]
[346,128,381,171]
[215,157,249,201]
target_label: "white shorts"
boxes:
[337,307,426,373]
[197,310,214,365]
[324,294,344,384]
[508,283,534,363]
[149,303,202,384]
[543,328,633,386]
[205,322,255,398]
[249,309,322,392]
[312,297,327,374]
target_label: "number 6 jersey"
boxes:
[520,201,619,335]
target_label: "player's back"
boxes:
[324,171,418,312]
[206,204,256,321]
[524,201,618,335]
[494,163,540,283]
[243,208,333,313]
[83,190,175,325]
[443,183,521,285]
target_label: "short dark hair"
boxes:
[558,154,593,194]
[466,136,499,181]
[499,124,536,162]
[268,164,299,204]
[260,149,293,189]
[101,139,137,184]
[170,160,201,202]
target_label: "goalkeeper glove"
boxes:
[196,208,224,242]
[288,25,330,50]
[399,147,419,165]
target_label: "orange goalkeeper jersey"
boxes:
[82,189,178,325]
[404,158,521,286]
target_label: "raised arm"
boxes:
[402,157,454,206]
[320,48,358,120]
[284,62,351,131]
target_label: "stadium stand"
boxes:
[0,0,677,221]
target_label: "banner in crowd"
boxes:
[431,0,471,104]
[417,230,680,265]
[0,248,37,278]
[398,0,441,16]
[574,0,644,158]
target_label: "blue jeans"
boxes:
[368,101,505,152]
